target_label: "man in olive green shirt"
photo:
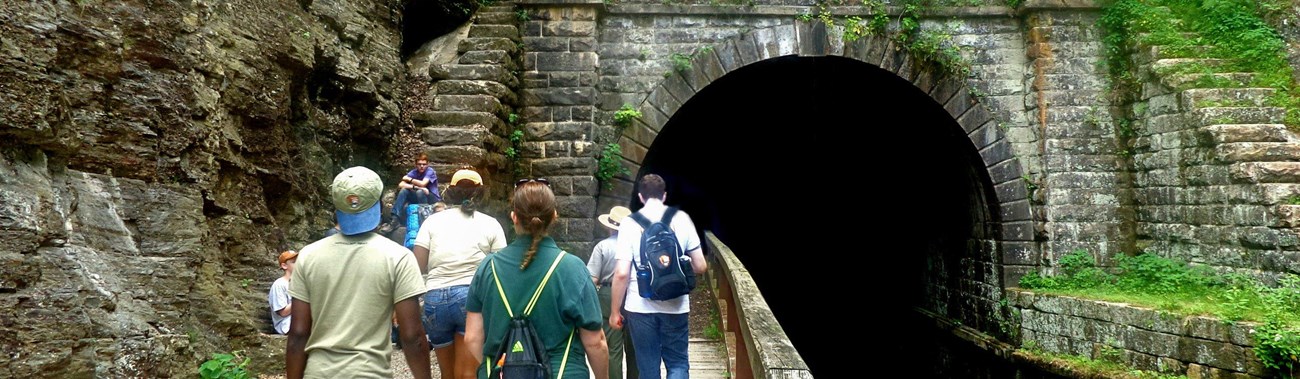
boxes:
[286,166,431,379]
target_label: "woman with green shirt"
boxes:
[464,179,609,379]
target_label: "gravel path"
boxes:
[388,350,439,379]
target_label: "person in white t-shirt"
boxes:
[267,250,297,334]
[412,168,507,379]
[608,174,707,379]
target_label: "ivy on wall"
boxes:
[595,104,642,190]
[799,0,989,80]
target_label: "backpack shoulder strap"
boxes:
[661,206,678,224]
[490,252,566,318]
[488,257,516,319]
[628,212,652,266]
[522,252,566,316]
[556,329,576,379]
[629,211,651,229]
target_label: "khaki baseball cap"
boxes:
[331,166,383,235]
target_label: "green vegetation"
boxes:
[704,304,724,340]
[199,351,251,379]
[664,46,716,78]
[595,143,631,190]
[613,103,643,128]
[669,53,693,75]
[1021,341,1188,379]
[1019,251,1300,374]
[596,104,642,190]
[798,0,973,79]
[1021,174,1039,192]
[1099,0,1300,128]
[505,113,526,178]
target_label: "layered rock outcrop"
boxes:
[0,0,410,375]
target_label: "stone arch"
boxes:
[600,22,1035,288]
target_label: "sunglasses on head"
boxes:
[515,178,550,187]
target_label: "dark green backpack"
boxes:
[487,253,575,379]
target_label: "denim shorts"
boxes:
[422,285,469,348]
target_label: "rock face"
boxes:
[0,0,408,375]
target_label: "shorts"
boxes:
[422,285,469,348]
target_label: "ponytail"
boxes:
[511,182,557,269]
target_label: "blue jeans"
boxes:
[626,312,689,379]
[423,285,469,349]
[392,188,432,222]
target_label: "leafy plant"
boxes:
[804,0,971,77]
[595,143,630,190]
[199,351,250,379]
[1254,320,1300,374]
[669,53,693,73]
[704,306,724,340]
[238,278,253,288]
[516,9,529,22]
[505,130,523,159]
[1021,174,1039,192]
[797,10,813,22]
[504,113,526,177]
[613,104,642,128]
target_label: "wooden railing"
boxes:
[704,231,813,379]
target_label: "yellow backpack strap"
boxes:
[556,329,575,379]
[489,258,515,318]
[522,252,566,316]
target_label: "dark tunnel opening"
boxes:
[630,55,1010,376]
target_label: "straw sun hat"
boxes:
[598,206,632,230]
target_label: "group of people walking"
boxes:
[272,164,705,379]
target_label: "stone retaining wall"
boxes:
[1008,289,1276,378]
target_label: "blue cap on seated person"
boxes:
[331,166,384,236]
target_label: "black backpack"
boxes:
[629,207,696,301]
[487,253,577,379]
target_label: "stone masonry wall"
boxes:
[1010,289,1274,378]
[1023,9,1136,270]
[1126,14,1300,281]
[593,9,790,218]
[519,3,605,257]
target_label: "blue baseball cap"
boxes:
[330,167,383,235]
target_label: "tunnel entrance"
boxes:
[631,55,1005,375]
